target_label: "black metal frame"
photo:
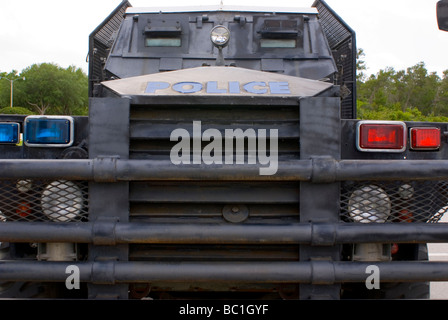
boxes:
[1,261,448,284]
[2,158,448,182]
[1,0,447,300]
[1,95,448,299]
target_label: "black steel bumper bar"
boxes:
[1,222,448,245]
[1,158,448,182]
[1,260,448,283]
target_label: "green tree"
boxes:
[396,62,440,114]
[356,48,368,83]
[13,63,88,115]
[356,57,448,121]
[433,70,448,117]
[54,66,89,115]
[357,67,397,107]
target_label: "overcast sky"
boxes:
[1,0,447,77]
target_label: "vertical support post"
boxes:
[299,97,341,299]
[10,80,13,108]
[88,97,130,299]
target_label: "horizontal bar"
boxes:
[1,260,448,283]
[116,159,312,181]
[1,158,448,182]
[0,159,312,182]
[1,222,448,245]
[334,223,448,244]
[336,160,448,181]
[0,222,309,244]
[0,159,94,180]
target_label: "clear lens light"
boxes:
[41,180,83,222]
[210,25,230,47]
[16,179,32,193]
[398,184,414,200]
[348,185,392,223]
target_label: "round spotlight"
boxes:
[348,185,391,223]
[210,25,230,47]
[41,180,83,222]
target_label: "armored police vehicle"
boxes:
[1,0,448,299]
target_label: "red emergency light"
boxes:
[357,121,407,152]
[410,127,441,150]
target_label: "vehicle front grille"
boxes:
[128,103,300,261]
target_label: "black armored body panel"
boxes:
[0,0,448,301]
[89,0,356,118]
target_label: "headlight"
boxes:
[348,185,391,223]
[210,25,230,47]
[41,180,83,222]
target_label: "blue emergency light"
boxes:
[0,122,20,144]
[24,116,74,147]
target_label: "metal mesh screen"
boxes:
[312,0,352,49]
[312,0,357,119]
[341,181,448,223]
[89,1,131,96]
[0,179,89,222]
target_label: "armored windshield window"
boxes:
[260,39,296,48]
[259,19,300,48]
[144,24,182,47]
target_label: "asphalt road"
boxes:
[429,214,448,299]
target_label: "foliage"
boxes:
[0,106,36,115]
[357,51,448,122]
[0,63,88,116]
[357,100,448,123]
